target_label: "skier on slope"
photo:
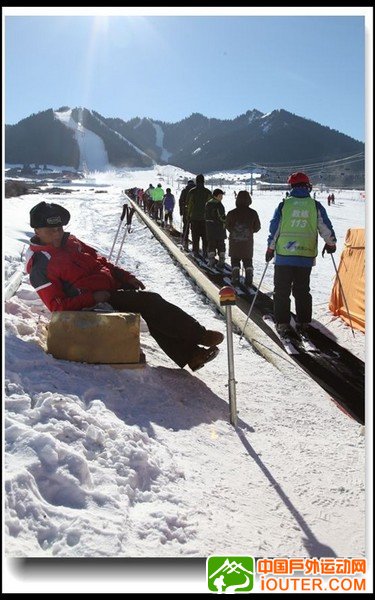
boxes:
[25,201,224,372]
[265,172,337,337]
[205,188,227,269]
[163,187,176,228]
[179,179,195,250]
[151,183,165,222]
[186,174,212,258]
[225,190,261,287]
[143,183,154,214]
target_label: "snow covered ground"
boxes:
[3,165,370,593]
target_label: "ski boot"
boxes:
[231,267,240,286]
[276,323,294,338]
[208,252,216,268]
[245,267,253,287]
[217,252,226,270]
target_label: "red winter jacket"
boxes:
[25,233,134,312]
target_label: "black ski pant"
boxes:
[273,265,312,325]
[182,211,190,248]
[207,239,225,254]
[190,220,207,256]
[231,257,253,270]
[108,290,206,368]
[164,210,173,225]
[153,202,163,221]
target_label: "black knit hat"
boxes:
[30,202,71,228]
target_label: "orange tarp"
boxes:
[329,228,365,332]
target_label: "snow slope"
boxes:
[54,109,109,172]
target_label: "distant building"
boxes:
[256,181,290,191]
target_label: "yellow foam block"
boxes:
[47,311,140,364]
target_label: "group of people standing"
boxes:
[126,172,336,334]
[128,176,262,290]
[127,184,176,227]
[179,171,337,337]
[130,171,337,338]
[179,174,261,287]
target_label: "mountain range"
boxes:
[5,106,364,187]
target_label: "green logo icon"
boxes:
[207,556,254,593]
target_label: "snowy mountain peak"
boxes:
[5,106,364,186]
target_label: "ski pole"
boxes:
[126,207,136,230]
[114,207,136,265]
[239,262,270,341]
[114,227,128,265]
[108,204,128,260]
[219,286,237,426]
[330,254,356,337]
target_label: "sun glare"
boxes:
[80,16,110,109]
[93,15,109,35]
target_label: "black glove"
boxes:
[322,243,336,257]
[126,208,135,227]
[128,276,145,290]
[265,248,275,262]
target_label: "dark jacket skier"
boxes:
[186,174,212,256]
[179,180,195,250]
[205,189,227,268]
[225,190,261,286]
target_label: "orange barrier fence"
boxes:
[329,228,365,332]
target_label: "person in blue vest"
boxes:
[265,172,337,336]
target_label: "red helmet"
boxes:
[288,172,311,186]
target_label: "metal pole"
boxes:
[114,227,128,265]
[114,206,135,265]
[226,305,237,426]
[219,286,237,426]
[331,254,356,337]
[239,262,270,341]
[108,204,128,260]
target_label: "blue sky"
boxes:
[4,9,370,142]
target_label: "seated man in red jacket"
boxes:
[26,202,223,371]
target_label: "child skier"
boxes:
[225,190,261,286]
[163,188,176,228]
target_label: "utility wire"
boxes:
[238,152,364,174]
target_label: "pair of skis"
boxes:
[186,252,225,277]
[263,315,318,355]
